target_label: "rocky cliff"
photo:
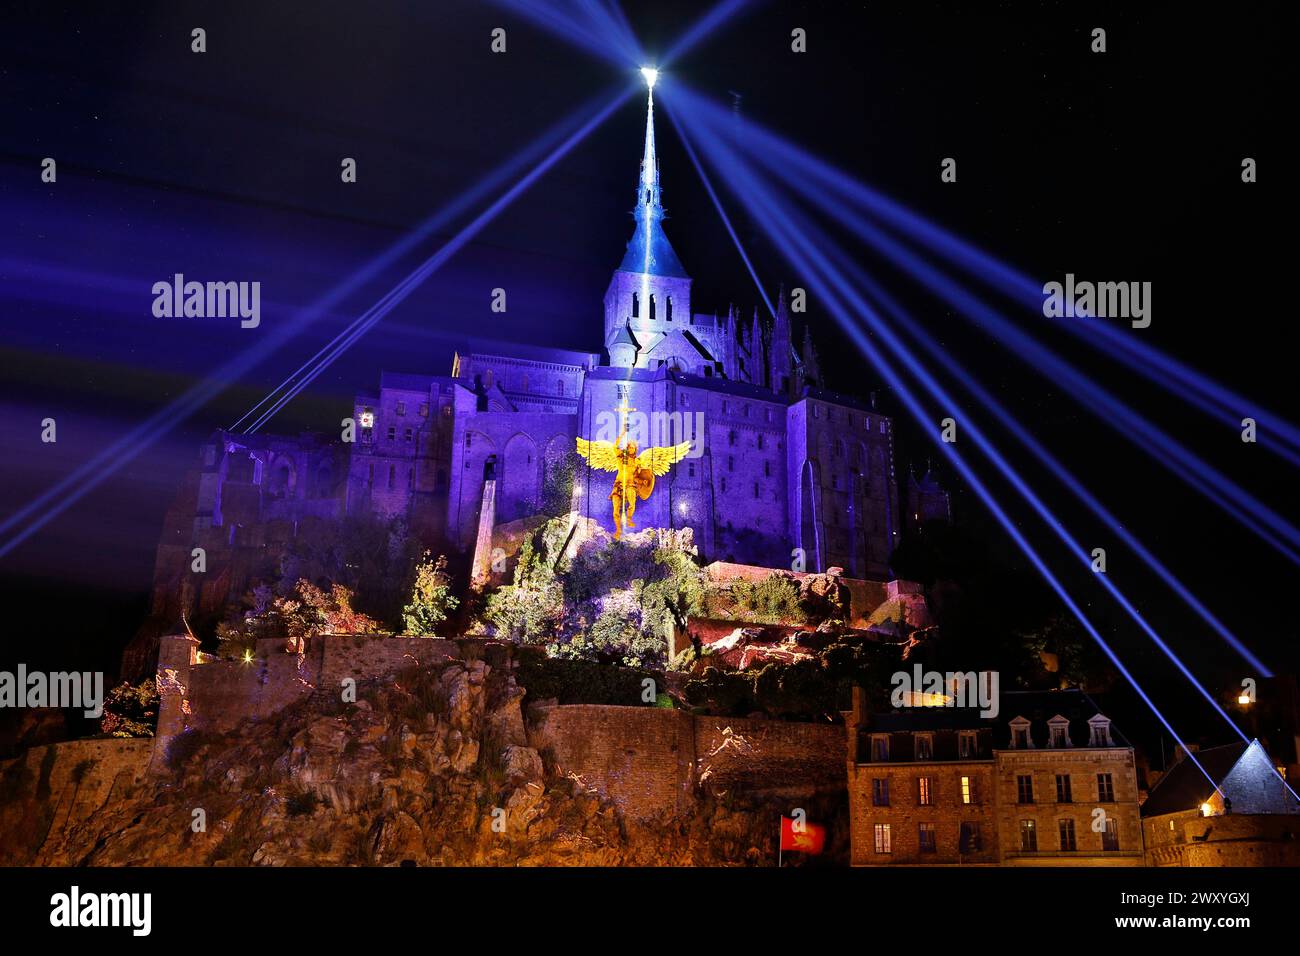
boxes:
[0,657,847,866]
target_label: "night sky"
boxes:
[1,0,1294,734]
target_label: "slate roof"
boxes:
[1140,742,1249,817]
[864,689,1128,748]
[617,209,688,278]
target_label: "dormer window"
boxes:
[1009,716,1033,749]
[871,734,890,762]
[958,731,978,758]
[914,734,933,761]
[1047,715,1072,748]
[1088,714,1114,747]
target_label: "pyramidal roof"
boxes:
[617,84,689,279]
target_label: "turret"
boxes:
[769,287,794,396]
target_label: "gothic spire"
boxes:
[617,81,688,278]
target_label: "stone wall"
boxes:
[158,634,467,743]
[1145,812,1300,866]
[526,704,844,821]
[0,738,152,865]
[847,760,999,866]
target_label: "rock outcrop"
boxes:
[0,657,846,866]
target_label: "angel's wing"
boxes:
[575,437,621,473]
[636,440,694,477]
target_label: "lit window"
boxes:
[873,823,892,854]
[917,777,933,806]
[960,775,976,805]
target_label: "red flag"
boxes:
[780,816,826,855]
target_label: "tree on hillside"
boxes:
[401,552,460,636]
[216,578,383,659]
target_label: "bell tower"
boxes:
[603,69,693,369]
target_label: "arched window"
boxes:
[631,292,640,318]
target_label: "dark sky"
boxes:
[1,0,1294,711]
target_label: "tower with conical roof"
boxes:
[602,76,698,371]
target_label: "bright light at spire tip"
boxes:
[640,67,658,89]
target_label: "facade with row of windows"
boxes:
[845,688,1144,866]
[340,87,924,576]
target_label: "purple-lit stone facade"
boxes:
[166,89,916,582]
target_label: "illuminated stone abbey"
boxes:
[160,81,936,607]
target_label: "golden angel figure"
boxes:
[576,400,693,539]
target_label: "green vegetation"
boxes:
[712,572,807,625]
[401,552,459,635]
[99,679,160,738]
[216,578,383,659]
[481,517,707,669]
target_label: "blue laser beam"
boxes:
[230,86,627,433]
[663,99,775,319]
[681,99,1257,734]
[676,87,1300,563]
[670,97,1227,791]
[488,0,640,68]
[0,85,634,558]
[246,83,638,433]
[674,88,1300,462]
